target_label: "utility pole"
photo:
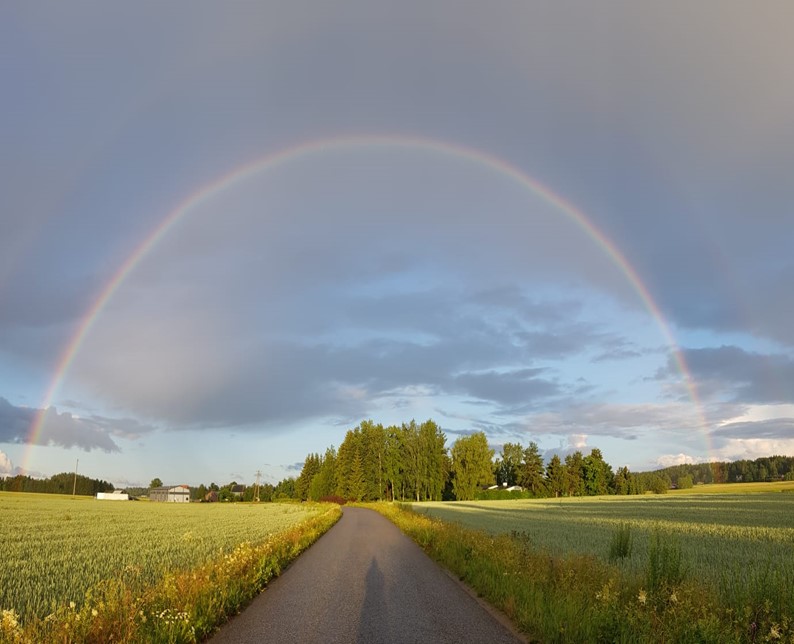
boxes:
[254,470,261,502]
[72,458,79,497]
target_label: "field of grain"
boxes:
[0,492,324,623]
[416,491,794,609]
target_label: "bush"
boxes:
[319,495,347,505]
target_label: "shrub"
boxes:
[319,495,347,505]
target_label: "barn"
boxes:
[96,490,129,501]
[149,484,191,502]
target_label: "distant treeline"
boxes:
[0,472,114,496]
[651,455,794,488]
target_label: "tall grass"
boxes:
[608,523,633,562]
[373,502,792,642]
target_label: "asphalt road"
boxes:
[209,506,525,644]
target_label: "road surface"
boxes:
[209,506,525,643]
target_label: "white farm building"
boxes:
[96,490,129,501]
[150,485,191,503]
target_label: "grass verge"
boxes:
[371,502,790,643]
[0,505,341,643]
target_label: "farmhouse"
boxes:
[149,484,191,503]
[96,490,129,501]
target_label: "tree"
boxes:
[273,477,295,500]
[450,432,494,500]
[545,454,566,497]
[583,448,613,496]
[296,453,321,501]
[495,442,523,486]
[677,474,694,489]
[417,419,448,501]
[519,442,546,496]
[309,447,337,501]
[193,483,208,501]
[336,429,362,500]
[348,450,366,502]
[359,420,388,501]
[613,466,631,495]
[150,478,163,489]
[649,475,669,494]
[564,451,586,496]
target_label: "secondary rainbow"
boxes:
[25,133,708,464]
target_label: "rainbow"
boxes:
[25,133,708,466]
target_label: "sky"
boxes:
[2,2,793,488]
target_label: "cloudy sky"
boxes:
[2,2,793,487]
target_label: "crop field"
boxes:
[0,492,325,623]
[415,492,794,606]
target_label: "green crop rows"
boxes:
[416,494,794,607]
[0,492,322,622]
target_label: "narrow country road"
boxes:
[209,506,525,644]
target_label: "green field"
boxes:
[0,492,324,623]
[415,491,794,608]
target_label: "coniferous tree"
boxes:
[545,454,566,497]
[520,442,546,496]
[309,447,337,500]
[295,453,321,501]
[348,450,366,502]
[564,451,586,496]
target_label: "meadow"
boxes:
[0,492,340,642]
[373,485,794,642]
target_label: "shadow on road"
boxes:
[357,557,389,644]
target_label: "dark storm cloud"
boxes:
[0,397,156,452]
[452,369,559,407]
[712,418,794,441]
[661,346,794,404]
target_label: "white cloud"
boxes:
[714,439,794,462]
[569,433,588,449]
[0,450,13,475]
[656,453,702,468]
[717,404,794,425]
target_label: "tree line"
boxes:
[651,455,794,488]
[286,419,680,502]
[7,431,790,502]
[0,473,114,496]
